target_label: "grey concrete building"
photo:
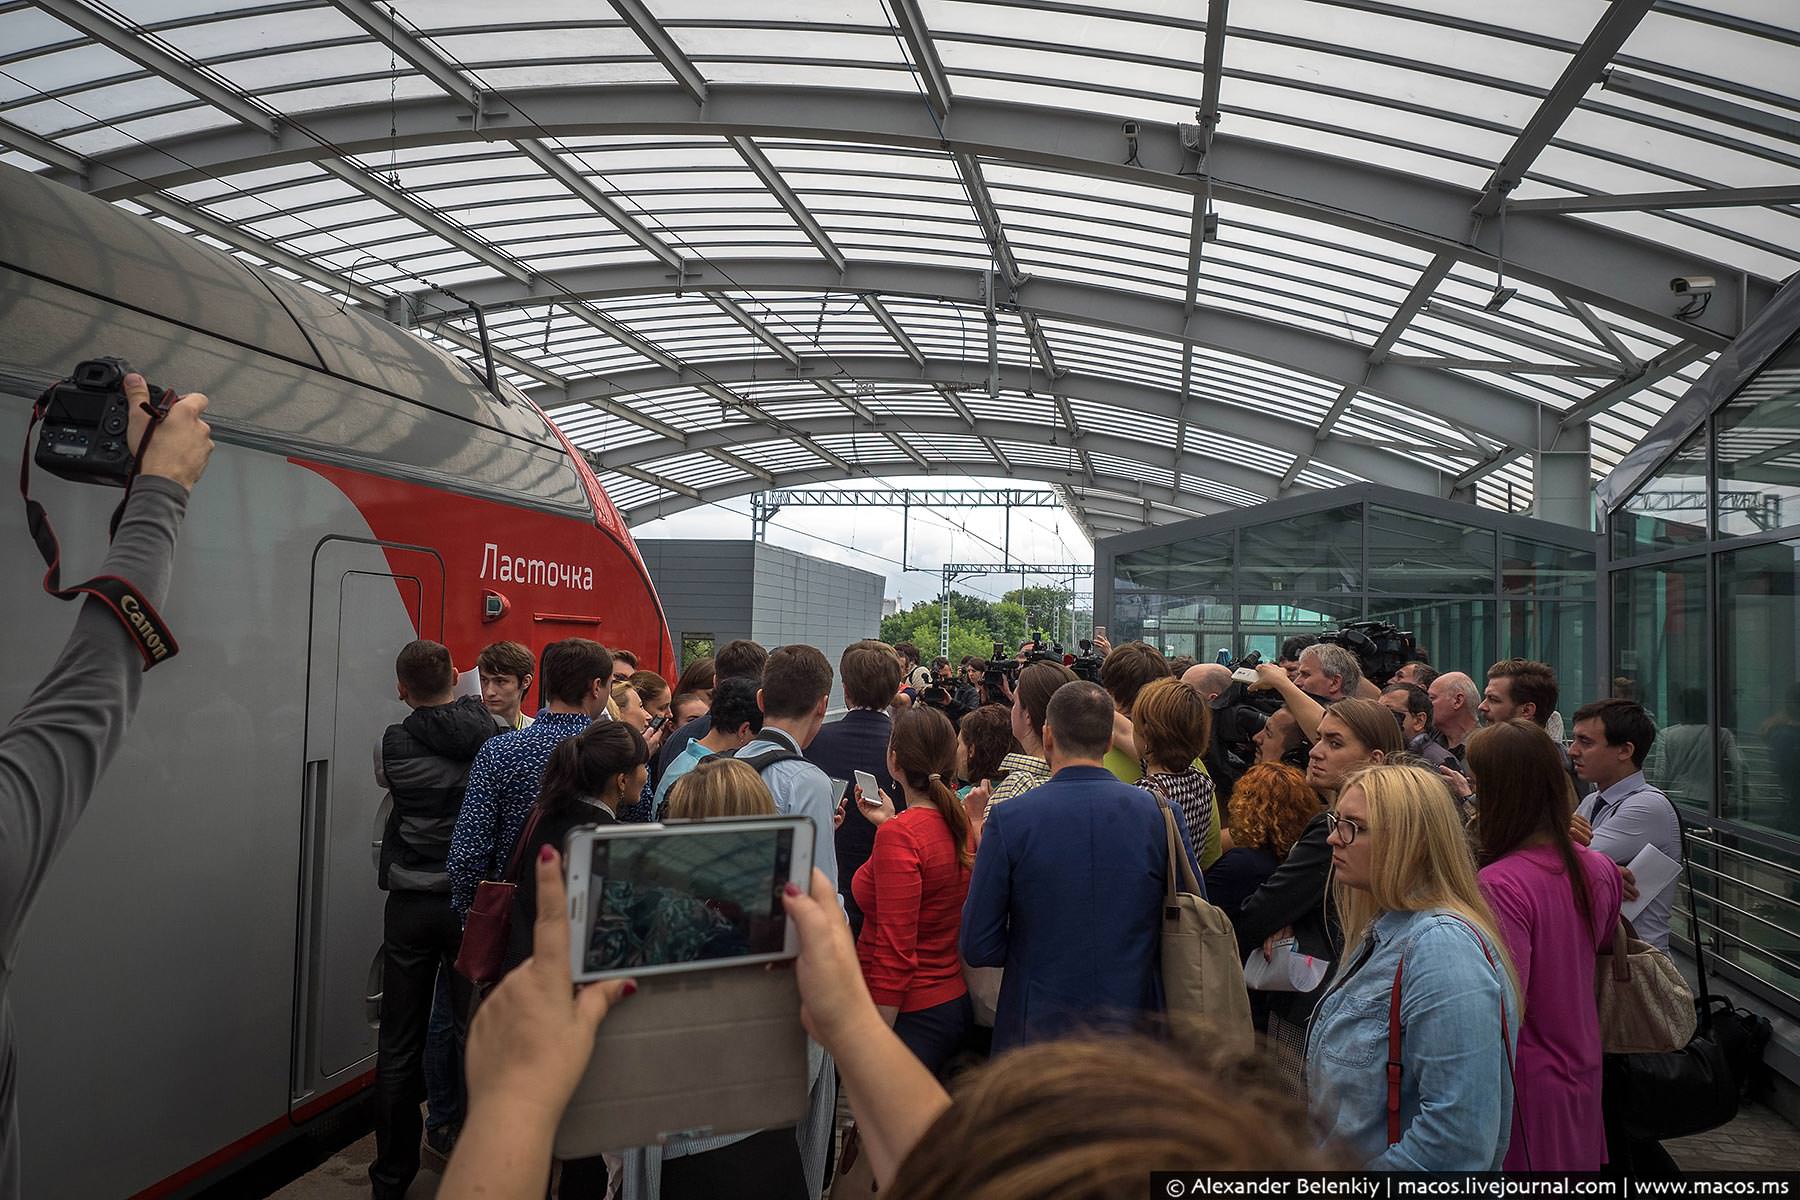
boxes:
[636,539,886,709]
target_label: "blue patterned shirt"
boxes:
[448,710,594,916]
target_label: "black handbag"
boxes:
[1602,810,1771,1143]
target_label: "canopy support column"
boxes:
[1533,410,1593,530]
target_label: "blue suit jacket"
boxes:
[803,710,900,928]
[960,765,1203,1052]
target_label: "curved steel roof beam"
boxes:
[420,258,1546,449]
[62,86,1767,345]
[585,412,1347,502]
[530,357,1463,494]
[614,459,1240,527]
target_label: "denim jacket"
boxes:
[1305,908,1517,1170]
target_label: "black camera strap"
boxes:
[21,385,180,670]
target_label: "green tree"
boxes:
[878,591,1035,661]
[1002,584,1075,641]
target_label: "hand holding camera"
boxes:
[35,358,213,492]
[130,375,214,492]
[24,359,216,670]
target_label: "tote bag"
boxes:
[1595,917,1696,1054]
[1158,801,1254,1056]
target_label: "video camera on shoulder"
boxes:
[1313,620,1417,688]
[34,357,176,487]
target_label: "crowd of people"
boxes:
[354,622,1708,1198]
[0,373,1742,1200]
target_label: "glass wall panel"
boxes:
[1111,592,1232,660]
[1714,340,1800,539]
[1613,558,1710,813]
[1717,537,1800,838]
[1501,535,1596,599]
[1612,430,1709,557]
[1106,496,1593,740]
[1368,506,1495,594]
[1503,600,1594,728]
[1236,595,1364,664]
[1113,532,1233,594]
[1368,597,1496,683]
[1237,504,1362,593]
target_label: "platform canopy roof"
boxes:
[2,0,1796,537]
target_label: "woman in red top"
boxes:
[853,706,975,1075]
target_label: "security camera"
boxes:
[1670,276,1716,294]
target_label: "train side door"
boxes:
[295,537,443,1112]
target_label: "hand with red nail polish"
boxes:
[444,846,636,1199]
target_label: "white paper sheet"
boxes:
[1621,842,1680,923]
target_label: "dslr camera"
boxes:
[34,357,175,487]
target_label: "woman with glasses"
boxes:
[1469,719,1622,1170]
[1306,763,1520,1169]
[1232,698,1402,1079]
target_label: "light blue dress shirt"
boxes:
[1576,770,1681,951]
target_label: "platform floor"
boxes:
[272,1102,1800,1198]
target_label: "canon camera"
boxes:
[33,357,175,487]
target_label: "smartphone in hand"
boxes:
[854,770,881,807]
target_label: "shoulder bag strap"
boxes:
[1388,917,1522,1157]
[1160,800,1182,907]
[1386,952,1406,1146]
[1157,796,1203,897]
[1662,792,1714,1014]
[503,804,548,884]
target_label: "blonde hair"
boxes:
[665,757,777,820]
[1332,763,1519,1007]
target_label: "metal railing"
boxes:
[1676,824,1800,1011]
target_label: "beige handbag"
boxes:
[1595,917,1697,1054]
[1158,801,1254,1056]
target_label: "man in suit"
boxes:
[961,681,1202,1053]
[804,639,903,937]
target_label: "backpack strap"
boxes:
[702,747,804,774]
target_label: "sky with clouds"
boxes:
[628,474,1095,611]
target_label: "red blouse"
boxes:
[851,805,971,1012]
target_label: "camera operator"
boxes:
[1247,661,1329,745]
[953,657,984,711]
[1,373,213,1194]
[1291,643,1374,704]
[1181,662,1239,809]
[1276,635,1317,682]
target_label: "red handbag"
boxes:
[454,805,544,984]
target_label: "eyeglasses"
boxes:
[1324,811,1368,846]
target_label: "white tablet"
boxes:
[563,816,813,984]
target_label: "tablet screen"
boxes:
[583,826,795,974]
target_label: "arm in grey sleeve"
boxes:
[1586,797,1668,866]
[0,476,190,960]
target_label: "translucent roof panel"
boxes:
[2,0,1793,535]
